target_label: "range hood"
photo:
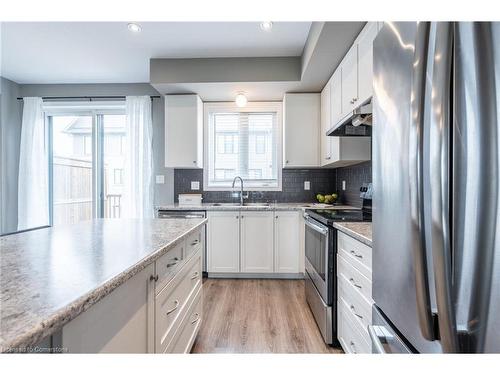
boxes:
[326,101,372,137]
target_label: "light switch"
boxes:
[191,181,200,190]
[304,181,311,190]
[155,175,165,184]
[342,180,346,191]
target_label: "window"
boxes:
[44,102,126,224]
[204,102,282,191]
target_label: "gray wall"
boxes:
[1,82,174,234]
[0,77,22,234]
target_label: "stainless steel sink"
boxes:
[242,202,271,207]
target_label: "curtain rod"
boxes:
[16,95,161,100]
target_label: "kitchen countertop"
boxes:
[156,202,357,211]
[0,218,206,352]
[332,222,372,247]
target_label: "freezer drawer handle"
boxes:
[368,325,393,354]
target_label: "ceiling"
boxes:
[0,22,311,84]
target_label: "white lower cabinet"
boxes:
[337,232,373,354]
[274,211,300,273]
[241,211,274,273]
[207,211,240,273]
[207,210,301,276]
[61,227,205,354]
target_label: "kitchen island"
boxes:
[0,218,206,353]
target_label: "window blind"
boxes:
[207,110,279,189]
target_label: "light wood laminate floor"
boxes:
[191,279,343,354]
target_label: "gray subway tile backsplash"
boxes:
[173,162,372,207]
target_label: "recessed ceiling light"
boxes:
[127,23,142,33]
[235,93,248,107]
[260,21,273,32]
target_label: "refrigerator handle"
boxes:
[428,22,459,352]
[409,21,437,342]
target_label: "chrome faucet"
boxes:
[232,176,248,206]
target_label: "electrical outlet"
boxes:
[304,181,311,190]
[155,175,165,184]
[191,181,200,190]
[342,180,346,191]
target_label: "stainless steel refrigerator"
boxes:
[371,22,500,353]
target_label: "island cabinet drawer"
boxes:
[165,286,203,353]
[338,272,372,334]
[185,229,203,258]
[338,297,371,354]
[155,242,185,294]
[337,232,372,280]
[155,250,202,353]
[337,253,372,303]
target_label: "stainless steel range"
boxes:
[303,184,372,345]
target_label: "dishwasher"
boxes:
[156,210,207,274]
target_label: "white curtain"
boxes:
[18,97,49,230]
[122,96,154,219]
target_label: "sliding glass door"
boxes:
[47,105,126,225]
[51,115,94,225]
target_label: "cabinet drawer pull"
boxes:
[350,341,357,354]
[350,305,364,319]
[350,250,363,259]
[349,278,362,289]
[191,271,199,280]
[166,300,179,315]
[191,313,200,325]
[166,257,180,268]
[190,239,199,246]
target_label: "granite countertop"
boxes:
[332,222,372,247]
[156,202,357,211]
[0,218,206,352]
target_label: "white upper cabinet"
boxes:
[283,93,320,168]
[330,68,343,129]
[340,44,359,115]
[164,94,203,168]
[320,79,332,165]
[357,22,379,106]
[330,137,371,168]
[240,211,274,273]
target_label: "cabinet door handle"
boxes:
[167,257,180,268]
[326,156,331,160]
[350,250,363,259]
[349,278,362,289]
[236,215,239,219]
[150,274,159,282]
[275,216,278,219]
[166,300,179,315]
[350,341,357,354]
[193,160,196,164]
[191,271,199,280]
[286,160,289,164]
[191,313,200,324]
[350,305,364,319]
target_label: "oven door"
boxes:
[304,215,331,304]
